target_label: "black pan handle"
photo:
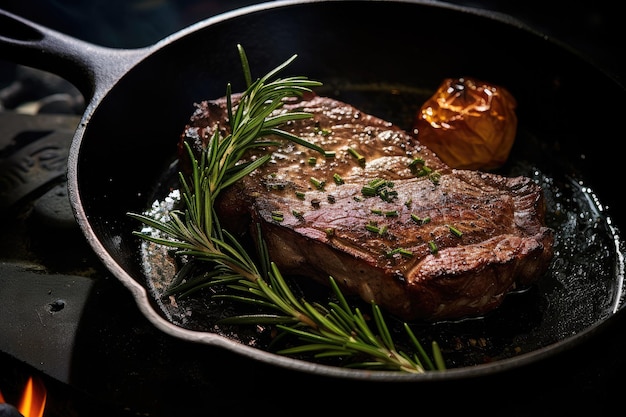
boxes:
[0,8,150,104]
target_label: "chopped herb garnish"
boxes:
[314,122,332,136]
[384,210,399,217]
[310,177,325,190]
[295,191,306,200]
[420,166,433,177]
[428,240,438,254]
[448,224,463,237]
[325,150,336,158]
[369,178,387,189]
[361,185,378,197]
[380,189,398,202]
[308,157,317,165]
[430,172,441,185]
[366,221,388,236]
[365,222,380,234]
[387,248,413,258]
[348,146,366,167]
[410,214,431,225]
[362,179,385,196]
[361,178,398,202]
[409,158,433,177]
[271,211,284,222]
[333,173,344,185]
[409,157,425,170]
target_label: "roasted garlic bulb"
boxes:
[413,77,517,171]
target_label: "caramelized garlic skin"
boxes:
[413,77,518,171]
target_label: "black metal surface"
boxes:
[0,112,77,211]
[57,0,626,379]
[1,1,625,415]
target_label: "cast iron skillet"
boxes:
[1,0,624,381]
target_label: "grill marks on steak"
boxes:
[179,93,554,321]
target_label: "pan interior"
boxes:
[136,82,624,369]
[71,1,626,377]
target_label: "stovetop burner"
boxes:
[0,109,285,416]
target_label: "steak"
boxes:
[179,92,554,321]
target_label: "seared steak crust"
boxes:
[180,93,554,321]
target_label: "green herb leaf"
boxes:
[128,44,443,373]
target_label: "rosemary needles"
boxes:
[128,44,445,373]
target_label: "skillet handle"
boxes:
[0,8,150,103]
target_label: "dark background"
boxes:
[0,1,624,416]
[0,0,624,85]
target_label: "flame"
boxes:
[0,376,47,417]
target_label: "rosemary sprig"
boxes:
[128,44,444,373]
